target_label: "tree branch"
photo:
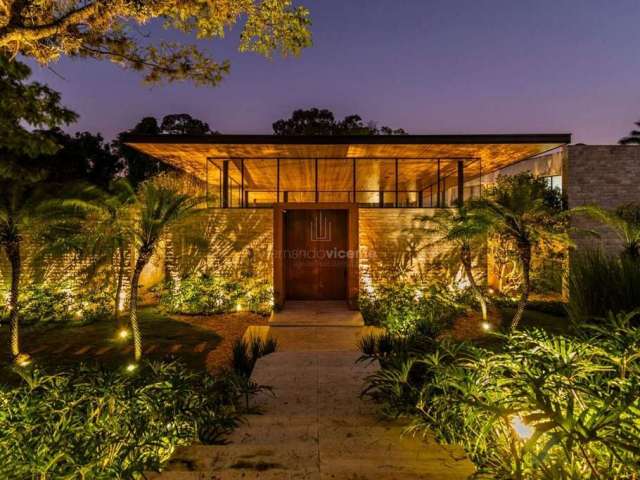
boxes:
[0,2,105,47]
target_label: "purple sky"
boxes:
[26,0,640,144]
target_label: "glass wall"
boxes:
[205,157,481,208]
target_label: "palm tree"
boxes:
[77,179,136,324]
[127,180,204,362]
[472,173,569,330]
[0,175,91,363]
[420,205,492,321]
[572,203,640,260]
[619,121,640,145]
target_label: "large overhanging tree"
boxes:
[0,1,312,85]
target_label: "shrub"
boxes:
[0,361,244,478]
[160,274,273,315]
[231,335,278,378]
[361,311,640,479]
[568,249,640,323]
[1,281,111,325]
[359,283,466,336]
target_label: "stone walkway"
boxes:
[151,307,474,479]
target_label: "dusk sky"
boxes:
[26,0,640,144]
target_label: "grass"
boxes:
[0,307,222,371]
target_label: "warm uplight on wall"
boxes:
[236,302,243,312]
[510,415,534,440]
[481,321,492,332]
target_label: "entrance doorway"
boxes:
[284,209,348,300]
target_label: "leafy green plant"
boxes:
[472,173,569,329]
[160,274,274,316]
[568,249,640,324]
[0,360,245,478]
[1,280,112,325]
[361,311,640,479]
[419,205,492,321]
[231,335,278,379]
[359,283,465,336]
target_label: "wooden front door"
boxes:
[285,209,348,300]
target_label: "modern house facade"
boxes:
[125,134,639,309]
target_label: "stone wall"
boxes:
[564,145,640,254]
[140,208,273,291]
[358,208,484,291]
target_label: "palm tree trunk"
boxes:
[129,246,152,362]
[511,240,532,330]
[5,239,21,359]
[114,244,125,325]
[461,243,488,322]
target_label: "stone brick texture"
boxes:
[564,145,640,254]
[358,208,485,291]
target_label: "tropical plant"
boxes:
[568,248,640,323]
[76,178,136,324]
[358,283,465,336]
[472,173,569,329]
[160,274,274,316]
[0,54,81,363]
[0,1,312,86]
[572,203,640,260]
[0,360,245,478]
[619,119,640,144]
[419,205,492,321]
[231,335,278,378]
[127,180,206,362]
[361,311,640,479]
[0,280,111,325]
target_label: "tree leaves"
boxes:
[0,1,313,85]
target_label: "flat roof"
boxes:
[124,133,571,190]
[124,133,570,146]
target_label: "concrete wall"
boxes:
[564,145,640,254]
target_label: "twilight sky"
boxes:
[27,0,640,144]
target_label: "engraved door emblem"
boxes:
[310,211,332,241]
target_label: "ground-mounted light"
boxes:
[14,353,32,367]
[236,302,243,312]
[117,329,130,340]
[125,363,137,373]
[481,321,492,332]
[488,287,496,295]
[510,415,534,440]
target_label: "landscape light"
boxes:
[118,329,130,340]
[481,321,492,332]
[125,363,137,373]
[510,415,534,440]
[236,302,242,312]
[16,355,32,367]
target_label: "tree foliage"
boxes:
[114,113,214,187]
[472,173,569,329]
[272,108,407,135]
[619,120,640,144]
[0,1,312,85]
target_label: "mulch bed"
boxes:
[171,312,269,372]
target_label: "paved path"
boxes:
[152,334,474,478]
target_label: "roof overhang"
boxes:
[123,133,571,189]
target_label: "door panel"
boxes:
[285,210,348,300]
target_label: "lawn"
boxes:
[0,307,268,373]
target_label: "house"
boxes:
[125,134,639,309]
